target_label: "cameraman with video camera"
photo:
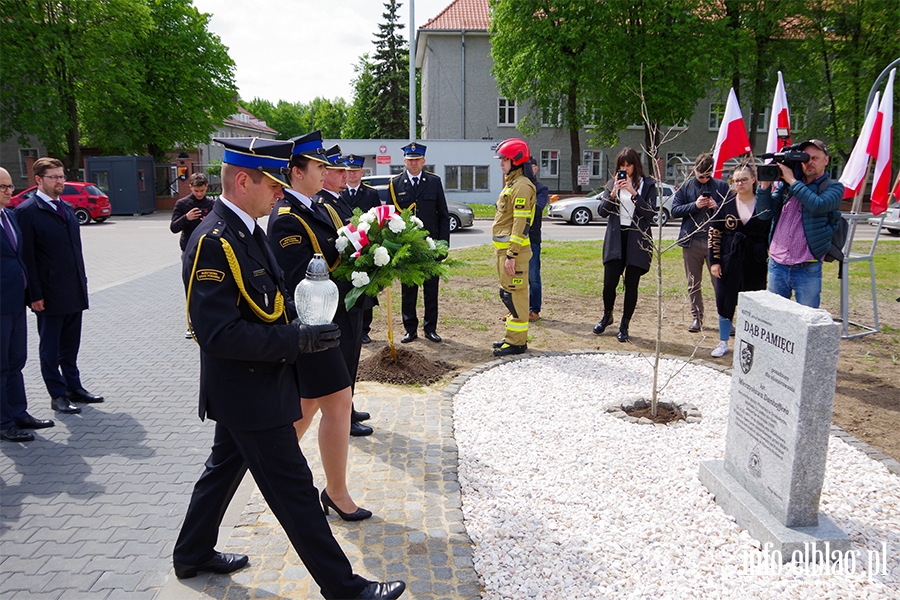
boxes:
[756,139,844,308]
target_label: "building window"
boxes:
[583,151,602,177]
[19,148,38,179]
[709,103,725,130]
[498,98,517,126]
[445,166,490,191]
[540,150,559,178]
[666,152,684,180]
[541,102,562,127]
[755,107,770,132]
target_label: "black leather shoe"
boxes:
[355,581,407,600]
[688,317,702,333]
[400,332,417,343]
[492,340,506,349]
[424,331,442,343]
[361,334,372,344]
[52,397,81,414]
[593,313,613,335]
[173,552,249,579]
[350,421,373,437]
[1,426,35,442]
[352,409,371,422]
[617,318,631,343]
[321,489,372,521]
[66,388,104,403]
[15,414,55,429]
[493,342,526,357]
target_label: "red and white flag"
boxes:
[839,91,881,199]
[869,68,895,216]
[765,71,791,156]
[712,88,752,178]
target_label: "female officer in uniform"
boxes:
[267,131,371,521]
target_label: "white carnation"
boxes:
[388,215,406,233]
[426,236,436,250]
[359,211,376,224]
[351,271,370,288]
[373,246,391,267]
[335,236,349,252]
[357,221,371,233]
[411,216,424,228]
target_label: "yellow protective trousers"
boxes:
[496,247,532,346]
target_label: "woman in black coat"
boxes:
[592,147,657,342]
[708,163,770,358]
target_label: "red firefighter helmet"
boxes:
[495,138,531,166]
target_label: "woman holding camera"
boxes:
[707,163,770,357]
[592,147,657,342]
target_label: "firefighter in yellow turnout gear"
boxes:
[492,138,536,357]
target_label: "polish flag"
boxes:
[712,88,752,178]
[373,204,396,226]
[765,71,791,156]
[869,69,895,215]
[839,92,881,199]
[337,223,369,254]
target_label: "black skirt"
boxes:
[296,346,352,398]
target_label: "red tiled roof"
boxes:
[422,0,489,31]
[223,106,277,134]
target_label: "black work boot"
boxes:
[616,318,631,343]
[593,313,614,335]
[493,342,527,357]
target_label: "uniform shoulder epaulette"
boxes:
[424,170,440,177]
[207,219,227,240]
[277,206,292,216]
[362,183,376,190]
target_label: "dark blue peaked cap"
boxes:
[289,130,329,164]
[344,154,365,170]
[216,137,292,186]
[401,142,426,158]
[324,145,347,169]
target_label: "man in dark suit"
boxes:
[340,155,381,345]
[1,166,54,442]
[388,143,450,343]
[15,158,103,415]
[173,138,404,600]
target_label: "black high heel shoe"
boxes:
[321,489,372,521]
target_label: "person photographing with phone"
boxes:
[671,153,729,333]
[592,147,657,342]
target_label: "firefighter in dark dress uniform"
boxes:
[173,136,404,600]
[314,145,355,224]
[340,155,381,343]
[388,143,450,343]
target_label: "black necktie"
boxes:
[412,177,419,190]
[53,199,67,221]
[350,188,357,197]
[2,211,17,250]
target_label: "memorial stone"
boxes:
[699,291,850,562]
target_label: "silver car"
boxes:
[547,182,677,226]
[866,200,900,236]
[360,175,475,232]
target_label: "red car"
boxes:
[10,182,112,225]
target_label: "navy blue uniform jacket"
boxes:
[183,200,303,430]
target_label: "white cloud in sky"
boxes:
[191,0,452,105]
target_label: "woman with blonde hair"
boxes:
[707,163,770,358]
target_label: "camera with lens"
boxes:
[757,144,809,182]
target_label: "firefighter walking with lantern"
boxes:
[491,138,536,357]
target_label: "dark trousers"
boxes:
[401,276,439,334]
[361,308,373,335]
[602,259,644,321]
[36,311,83,398]
[173,422,368,599]
[1,309,28,429]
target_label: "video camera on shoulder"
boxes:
[757,144,809,182]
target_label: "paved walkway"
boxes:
[0,214,478,599]
[2,213,896,599]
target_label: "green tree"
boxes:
[244,98,310,140]
[0,0,237,172]
[128,0,237,161]
[370,0,409,138]
[308,97,349,139]
[0,0,151,176]
[344,55,379,138]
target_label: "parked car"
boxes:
[867,199,900,236]
[546,182,677,226]
[10,182,112,225]
[360,175,474,232]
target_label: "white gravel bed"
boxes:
[452,354,900,599]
